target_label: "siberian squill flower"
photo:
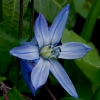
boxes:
[9,4,91,98]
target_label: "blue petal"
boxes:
[21,37,38,46]
[49,59,78,98]
[31,58,50,90]
[20,59,35,96]
[49,4,70,45]
[31,37,38,45]
[9,44,39,60]
[34,13,50,48]
[21,42,36,46]
[20,59,33,72]
[58,42,91,59]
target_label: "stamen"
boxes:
[55,52,60,58]
[58,47,61,52]
[48,45,51,49]
[40,45,54,59]
[53,42,58,47]
[51,51,54,53]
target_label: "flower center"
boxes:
[40,45,61,59]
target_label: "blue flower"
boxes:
[9,4,91,98]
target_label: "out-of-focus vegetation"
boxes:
[0,0,100,100]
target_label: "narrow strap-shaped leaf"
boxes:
[91,86,100,100]
[81,0,100,42]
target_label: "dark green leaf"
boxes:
[0,53,14,75]
[0,21,29,75]
[0,0,3,22]
[0,22,17,50]
[60,97,83,100]
[23,20,30,36]
[18,78,30,93]
[2,0,30,38]
[0,76,6,82]
[8,58,18,86]
[0,97,4,100]
[8,87,25,100]
[91,86,100,100]
[49,73,58,86]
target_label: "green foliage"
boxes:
[0,75,6,82]
[0,87,25,100]
[62,29,100,84]
[73,0,87,18]
[60,97,83,100]
[0,22,17,75]
[0,0,100,99]
[17,78,30,93]
[73,0,100,19]
[64,60,92,100]
[49,73,58,86]
[2,0,30,38]
[80,0,100,42]
[75,43,100,84]
[0,53,14,75]
[0,0,3,22]
[8,87,25,100]
[91,86,100,100]
[34,0,76,29]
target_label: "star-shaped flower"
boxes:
[9,4,91,98]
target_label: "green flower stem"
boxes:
[44,85,57,100]
[80,0,100,42]
[30,0,34,40]
[19,0,23,39]
[17,0,23,88]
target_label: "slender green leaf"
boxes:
[80,0,100,42]
[91,86,100,100]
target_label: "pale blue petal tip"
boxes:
[9,49,13,55]
[86,46,92,51]
[74,93,78,98]
[39,13,43,17]
[65,4,70,9]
